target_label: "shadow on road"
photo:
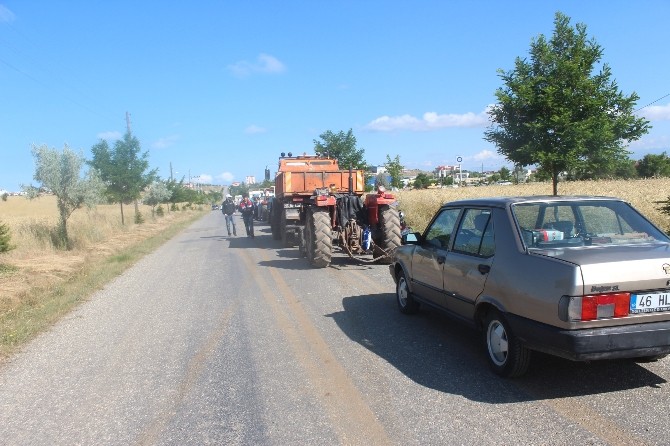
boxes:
[326,293,666,403]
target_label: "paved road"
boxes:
[1,212,670,445]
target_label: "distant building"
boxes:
[245,176,256,185]
[434,165,456,177]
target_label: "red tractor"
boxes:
[270,154,401,268]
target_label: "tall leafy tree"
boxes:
[313,129,367,170]
[22,144,104,249]
[637,152,670,178]
[384,154,404,189]
[89,132,157,224]
[485,11,650,195]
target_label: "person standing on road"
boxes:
[221,194,237,236]
[238,194,255,238]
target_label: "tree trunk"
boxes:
[120,202,125,225]
[57,199,70,250]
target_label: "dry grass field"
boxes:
[0,195,207,358]
[395,178,670,234]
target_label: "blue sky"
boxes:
[1,1,669,192]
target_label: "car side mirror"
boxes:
[402,232,421,245]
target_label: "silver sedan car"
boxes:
[389,196,670,377]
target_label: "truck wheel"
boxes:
[270,206,281,240]
[280,212,292,247]
[374,205,401,264]
[305,209,332,268]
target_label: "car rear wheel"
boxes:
[396,270,419,314]
[484,310,530,378]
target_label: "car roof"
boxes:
[440,195,626,209]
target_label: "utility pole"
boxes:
[126,111,132,135]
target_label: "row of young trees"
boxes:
[19,131,212,250]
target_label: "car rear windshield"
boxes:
[512,200,670,249]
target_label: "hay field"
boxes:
[0,195,206,329]
[395,178,670,234]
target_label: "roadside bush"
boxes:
[134,211,145,224]
[1,193,8,202]
[0,220,16,253]
[156,205,164,217]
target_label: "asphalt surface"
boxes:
[1,211,670,445]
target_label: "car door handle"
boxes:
[478,264,490,275]
[437,255,446,264]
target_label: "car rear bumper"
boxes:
[507,314,670,361]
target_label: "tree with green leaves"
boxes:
[89,132,157,224]
[637,152,670,178]
[499,166,511,181]
[0,220,15,254]
[313,129,367,170]
[143,180,172,216]
[22,144,104,249]
[485,11,650,195]
[384,154,404,189]
[413,173,432,189]
[165,178,188,211]
[374,172,390,189]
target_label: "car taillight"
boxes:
[566,293,630,321]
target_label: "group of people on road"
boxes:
[221,193,255,238]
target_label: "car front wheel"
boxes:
[484,310,530,378]
[396,270,419,314]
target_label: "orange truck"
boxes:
[270,153,401,268]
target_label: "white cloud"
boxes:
[0,5,15,22]
[196,174,213,184]
[629,134,670,151]
[639,103,670,121]
[218,172,235,183]
[472,150,500,161]
[244,125,267,134]
[227,53,287,77]
[365,109,490,132]
[97,131,121,140]
[151,135,180,149]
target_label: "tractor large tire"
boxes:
[305,208,332,268]
[280,211,293,247]
[374,205,401,264]
[270,206,281,240]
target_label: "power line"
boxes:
[635,93,670,112]
[1,19,119,123]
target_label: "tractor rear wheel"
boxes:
[270,205,281,240]
[374,205,401,264]
[305,208,332,268]
[280,211,293,247]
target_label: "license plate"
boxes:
[630,291,670,314]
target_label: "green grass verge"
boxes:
[0,212,205,360]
